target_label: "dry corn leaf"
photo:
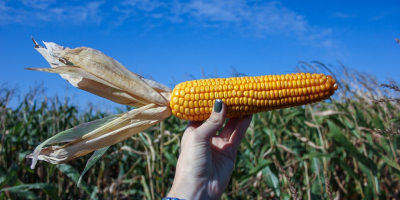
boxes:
[304,121,320,128]
[27,104,171,167]
[59,47,170,105]
[313,110,346,116]
[27,66,146,106]
[27,39,173,170]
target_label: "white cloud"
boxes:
[119,0,310,36]
[369,10,397,21]
[244,1,309,35]
[1,0,336,48]
[116,0,332,46]
[332,12,356,19]
[47,1,104,23]
[120,0,310,34]
[182,0,244,22]
[122,0,165,12]
[0,0,105,24]
[20,0,56,9]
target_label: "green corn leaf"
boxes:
[331,158,360,181]
[57,164,93,195]
[364,143,400,176]
[0,163,19,188]
[238,159,271,182]
[328,121,378,175]
[263,166,280,197]
[0,183,59,200]
[163,151,177,167]
[78,146,110,188]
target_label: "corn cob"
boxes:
[170,73,338,121]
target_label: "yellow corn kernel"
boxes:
[170,73,338,121]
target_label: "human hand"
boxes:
[167,99,253,200]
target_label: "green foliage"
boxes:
[1,66,399,199]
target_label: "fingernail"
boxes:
[214,99,222,113]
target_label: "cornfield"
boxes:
[1,63,399,200]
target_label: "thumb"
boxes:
[194,99,226,140]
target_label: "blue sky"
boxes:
[1,0,399,109]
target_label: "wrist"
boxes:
[167,177,210,200]
[167,181,202,200]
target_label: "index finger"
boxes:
[230,115,253,150]
[181,121,203,145]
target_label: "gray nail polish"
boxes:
[214,99,222,113]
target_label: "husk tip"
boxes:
[26,153,38,169]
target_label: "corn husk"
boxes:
[27,39,172,170]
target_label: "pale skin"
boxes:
[167,99,253,200]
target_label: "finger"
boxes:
[218,117,241,141]
[185,121,202,133]
[193,99,226,140]
[230,115,253,150]
[182,121,203,145]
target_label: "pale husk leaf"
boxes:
[27,115,121,168]
[28,40,173,171]
[31,39,171,107]
[59,47,170,106]
[27,104,171,167]
[27,66,149,107]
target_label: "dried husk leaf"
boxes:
[27,39,174,169]
[26,115,122,168]
[59,47,170,106]
[30,39,171,107]
[33,39,67,68]
[27,66,150,107]
[27,104,171,167]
